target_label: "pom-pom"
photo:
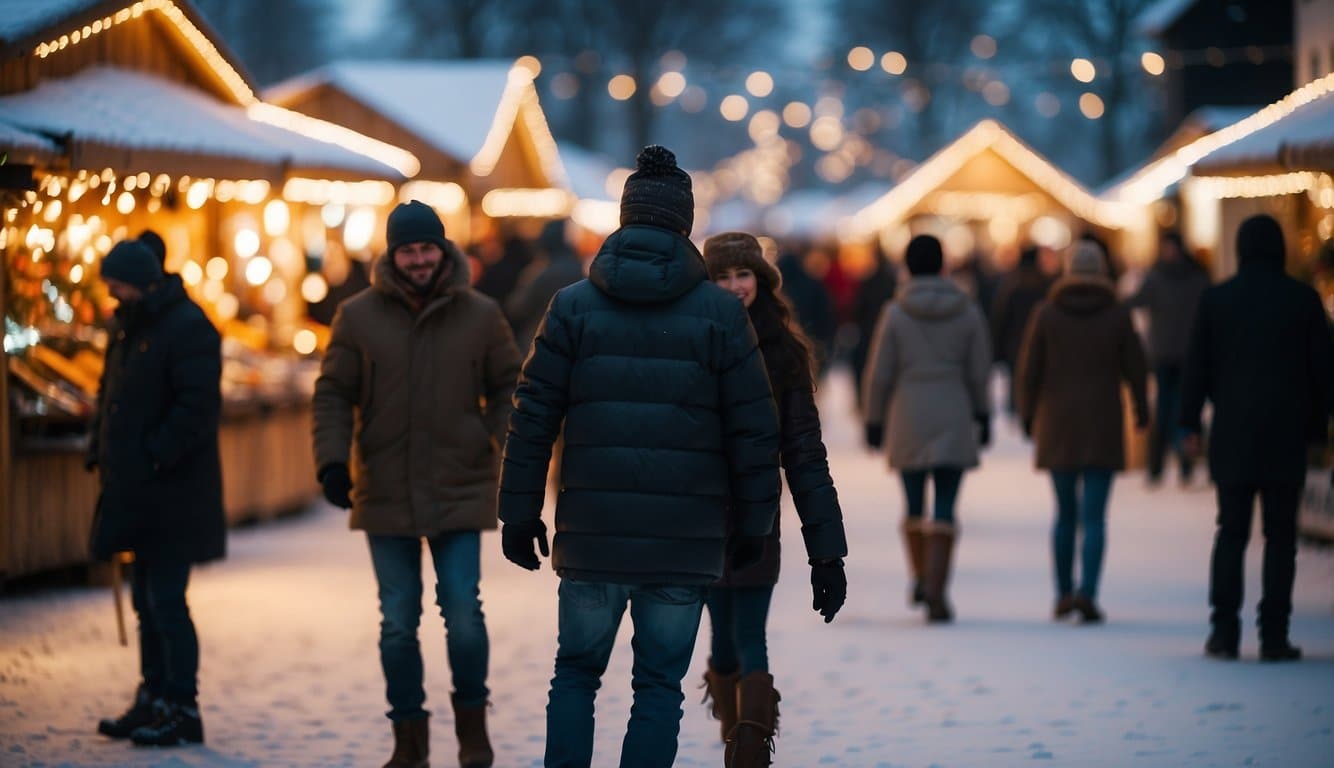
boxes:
[635,145,678,176]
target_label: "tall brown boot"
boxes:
[922,522,957,623]
[900,519,927,605]
[451,695,494,768]
[725,671,780,768]
[701,663,740,743]
[383,715,428,768]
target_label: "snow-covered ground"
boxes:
[2,369,1332,767]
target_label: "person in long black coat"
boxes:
[1181,214,1334,662]
[88,240,224,747]
[850,245,897,410]
[699,232,848,766]
[990,245,1053,413]
[497,146,783,767]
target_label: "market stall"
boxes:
[0,0,418,581]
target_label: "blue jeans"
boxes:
[1148,364,1195,480]
[367,531,489,721]
[901,466,963,523]
[546,580,705,768]
[130,560,197,704]
[705,586,774,676]
[1050,470,1114,600]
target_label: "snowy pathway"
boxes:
[2,369,1332,767]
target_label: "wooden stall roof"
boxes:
[846,120,1129,239]
[265,60,567,191]
[1195,87,1334,175]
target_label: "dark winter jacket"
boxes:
[1017,278,1149,472]
[778,252,837,367]
[1126,258,1211,365]
[499,225,782,585]
[1180,252,1334,488]
[716,307,848,588]
[506,239,586,355]
[991,262,1052,368]
[851,259,897,399]
[312,245,522,537]
[88,275,225,564]
[474,237,533,305]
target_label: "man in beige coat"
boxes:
[313,200,521,768]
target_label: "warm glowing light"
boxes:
[234,229,260,259]
[70,264,85,284]
[783,101,812,129]
[206,256,229,281]
[1079,92,1105,119]
[301,273,330,303]
[181,261,204,286]
[720,94,750,122]
[343,207,377,251]
[748,110,781,143]
[263,200,290,236]
[116,191,136,214]
[881,51,907,75]
[186,180,212,210]
[515,55,542,78]
[480,188,574,218]
[848,46,875,71]
[1030,216,1072,249]
[746,71,774,98]
[971,35,997,59]
[1071,58,1096,83]
[399,181,468,215]
[814,96,844,118]
[1141,51,1165,76]
[249,102,420,177]
[657,71,687,99]
[293,329,318,355]
[810,116,844,151]
[322,203,346,228]
[608,74,637,100]
[983,81,1010,106]
[262,277,287,305]
[245,256,273,286]
[43,199,62,222]
[215,293,239,321]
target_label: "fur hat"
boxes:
[619,145,694,235]
[703,232,781,290]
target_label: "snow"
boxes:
[2,367,1333,767]
[1195,90,1334,174]
[0,67,401,180]
[560,144,621,202]
[0,122,57,159]
[264,61,516,164]
[0,0,100,47]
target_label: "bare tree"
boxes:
[193,0,332,85]
[388,0,497,59]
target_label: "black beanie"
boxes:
[101,240,163,289]
[905,234,944,276]
[386,200,449,256]
[1236,214,1285,270]
[620,145,694,235]
[137,229,167,266]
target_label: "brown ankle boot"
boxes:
[725,671,780,768]
[451,695,494,768]
[702,663,739,743]
[383,715,428,768]
[922,522,957,623]
[900,519,926,606]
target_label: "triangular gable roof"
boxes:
[847,120,1127,239]
[1195,87,1334,174]
[265,60,566,187]
[1096,105,1259,195]
[1107,72,1334,203]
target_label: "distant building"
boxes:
[1296,0,1334,84]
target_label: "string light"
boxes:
[1142,51,1166,76]
[608,74,637,100]
[293,329,318,355]
[1192,172,1323,200]
[471,65,568,188]
[881,52,908,76]
[1079,93,1105,119]
[783,102,813,129]
[1070,58,1096,83]
[971,35,997,60]
[745,71,774,98]
[657,71,687,99]
[399,181,468,215]
[480,188,575,218]
[848,46,875,72]
[720,94,750,122]
[249,102,420,178]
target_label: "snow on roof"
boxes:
[1097,106,1261,196]
[0,0,103,48]
[266,60,515,163]
[1195,88,1334,173]
[0,122,59,160]
[559,144,621,201]
[1135,0,1197,37]
[0,67,402,180]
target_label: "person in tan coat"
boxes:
[863,234,992,623]
[312,200,521,768]
[1017,238,1148,625]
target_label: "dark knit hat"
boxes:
[1237,213,1285,269]
[905,234,944,276]
[703,232,781,291]
[137,229,167,266]
[386,200,449,256]
[101,239,163,289]
[620,145,694,235]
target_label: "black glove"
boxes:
[502,518,550,571]
[810,558,847,623]
[318,463,352,509]
[729,535,766,571]
[864,424,884,450]
[976,413,991,448]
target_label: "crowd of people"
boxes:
[80,143,1331,768]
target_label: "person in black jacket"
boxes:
[505,218,587,355]
[88,240,224,747]
[498,146,782,768]
[1182,214,1334,662]
[699,232,848,766]
[850,243,897,410]
[990,245,1053,414]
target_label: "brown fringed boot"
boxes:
[382,715,428,768]
[900,518,927,605]
[922,521,958,623]
[725,671,780,768]
[451,695,494,768]
[701,663,740,742]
